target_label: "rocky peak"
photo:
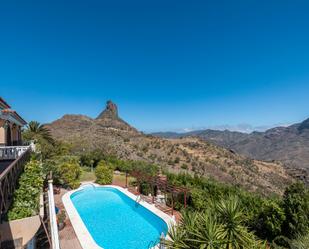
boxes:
[298,118,309,132]
[96,100,119,120]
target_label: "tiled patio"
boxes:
[54,189,83,249]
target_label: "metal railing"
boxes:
[0,147,31,222]
[0,146,30,160]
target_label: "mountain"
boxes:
[46,101,292,195]
[153,119,309,182]
[153,130,249,148]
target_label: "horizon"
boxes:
[1,0,309,132]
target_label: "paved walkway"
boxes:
[54,189,83,249]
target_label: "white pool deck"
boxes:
[62,183,176,249]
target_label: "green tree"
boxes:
[95,160,114,185]
[43,156,81,189]
[282,182,309,239]
[254,200,285,241]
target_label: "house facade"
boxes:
[0,97,27,146]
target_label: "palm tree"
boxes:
[23,121,54,145]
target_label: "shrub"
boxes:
[8,160,44,220]
[59,161,81,189]
[43,156,81,189]
[191,188,209,211]
[95,161,113,185]
[181,163,188,170]
[281,182,309,239]
[254,200,285,241]
[79,149,105,168]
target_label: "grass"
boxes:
[80,167,136,185]
[112,173,135,186]
[80,167,96,182]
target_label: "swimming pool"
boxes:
[63,184,173,249]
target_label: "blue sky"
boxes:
[1,0,309,132]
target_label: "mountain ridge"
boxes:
[152,119,309,175]
[46,101,293,195]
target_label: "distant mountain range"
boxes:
[153,118,309,172]
[46,101,292,195]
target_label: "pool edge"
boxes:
[62,183,175,249]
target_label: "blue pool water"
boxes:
[70,186,168,249]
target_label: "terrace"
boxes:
[0,97,29,223]
[0,146,31,222]
[0,97,42,249]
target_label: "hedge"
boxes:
[7,159,44,220]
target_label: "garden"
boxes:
[8,121,309,249]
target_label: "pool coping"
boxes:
[62,183,176,249]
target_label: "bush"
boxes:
[254,200,285,241]
[181,163,188,170]
[43,156,81,189]
[8,160,44,220]
[95,161,113,185]
[59,161,81,189]
[191,188,209,211]
[281,182,309,239]
[80,150,105,168]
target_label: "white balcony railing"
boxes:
[0,146,30,160]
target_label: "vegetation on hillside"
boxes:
[46,108,292,195]
[161,173,309,248]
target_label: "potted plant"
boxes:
[57,210,66,231]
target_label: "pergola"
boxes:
[126,170,189,214]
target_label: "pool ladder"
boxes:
[147,233,166,249]
[135,195,142,207]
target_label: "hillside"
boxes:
[154,120,309,171]
[46,101,292,195]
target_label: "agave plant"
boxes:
[165,195,267,249]
[216,195,256,249]
[187,210,224,249]
[290,233,309,249]
[165,225,191,249]
[272,233,309,249]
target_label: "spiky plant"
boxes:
[216,195,256,249]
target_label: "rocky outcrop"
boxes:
[96,100,119,120]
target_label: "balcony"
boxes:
[0,146,30,161]
[0,146,31,222]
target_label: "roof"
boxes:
[1,109,27,125]
[0,97,11,109]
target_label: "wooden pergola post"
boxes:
[171,192,174,215]
[125,171,128,188]
[152,181,155,204]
